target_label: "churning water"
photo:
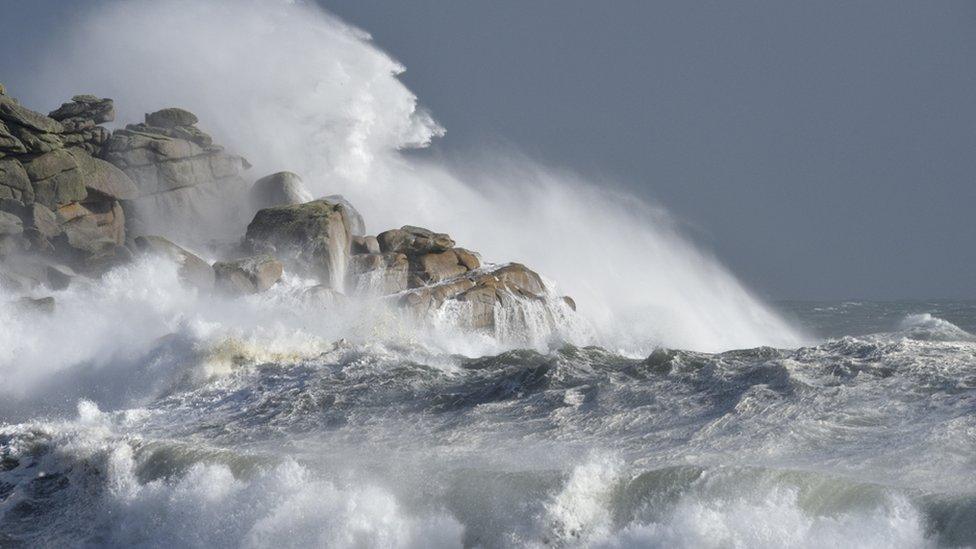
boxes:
[3,1,974,547]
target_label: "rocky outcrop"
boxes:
[0,88,132,275]
[101,107,251,244]
[244,198,353,289]
[213,255,283,295]
[0,84,577,340]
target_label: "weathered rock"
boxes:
[244,198,353,288]
[399,263,549,330]
[70,149,138,200]
[454,248,481,271]
[8,125,63,154]
[102,113,252,244]
[347,252,409,295]
[0,120,27,155]
[25,203,60,238]
[351,235,380,255]
[562,296,577,311]
[213,255,283,295]
[378,226,454,255]
[250,171,313,210]
[22,150,87,208]
[0,210,23,235]
[134,235,215,291]
[323,195,365,236]
[411,249,467,285]
[0,96,64,134]
[49,95,115,124]
[0,159,32,203]
[145,108,198,129]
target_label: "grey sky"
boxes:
[322,0,976,301]
[3,1,975,300]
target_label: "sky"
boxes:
[321,0,976,301]
[2,0,975,301]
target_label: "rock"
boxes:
[213,255,283,295]
[48,96,115,124]
[22,150,87,209]
[399,263,549,330]
[8,125,63,154]
[145,107,198,129]
[412,249,467,285]
[0,120,27,155]
[0,96,64,134]
[70,149,138,200]
[133,235,215,291]
[244,198,353,288]
[351,235,380,255]
[45,264,76,290]
[26,203,60,238]
[250,171,313,210]
[562,296,577,311]
[453,248,481,271]
[377,226,454,255]
[347,252,409,295]
[0,83,5,95]
[0,210,23,235]
[0,159,31,203]
[22,149,75,181]
[323,194,365,236]
[13,296,55,314]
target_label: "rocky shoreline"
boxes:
[0,85,575,334]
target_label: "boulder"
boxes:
[0,96,64,134]
[145,107,198,129]
[351,235,380,255]
[213,255,283,295]
[49,95,115,125]
[378,225,454,255]
[0,210,23,236]
[323,194,365,236]
[302,285,347,308]
[244,198,353,288]
[71,150,138,200]
[399,263,549,331]
[411,249,467,285]
[0,120,27,155]
[133,235,215,291]
[250,171,313,210]
[0,158,33,203]
[45,264,76,290]
[454,248,481,271]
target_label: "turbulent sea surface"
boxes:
[2,299,975,548]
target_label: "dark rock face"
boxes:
[245,198,353,289]
[250,171,313,211]
[133,235,215,291]
[213,255,283,295]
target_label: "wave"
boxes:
[13,0,805,354]
[895,313,976,342]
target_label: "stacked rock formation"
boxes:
[101,107,251,244]
[0,87,136,281]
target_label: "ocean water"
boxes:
[1,297,974,548]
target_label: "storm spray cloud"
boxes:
[18,0,804,352]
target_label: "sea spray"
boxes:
[20,0,804,353]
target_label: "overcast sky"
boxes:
[2,1,974,300]
[322,0,976,301]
